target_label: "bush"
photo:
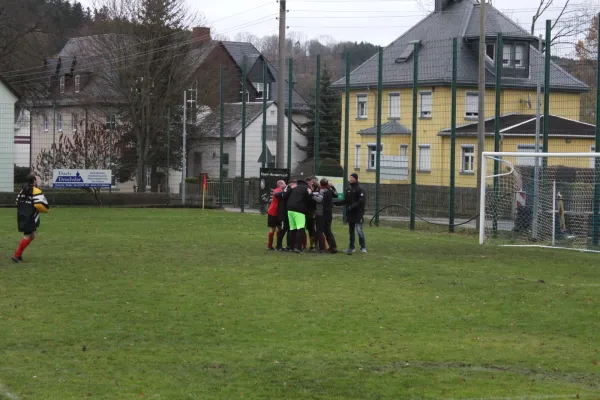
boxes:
[14,166,31,184]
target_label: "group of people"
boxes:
[266,173,367,254]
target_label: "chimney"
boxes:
[435,0,454,12]
[193,27,211,43]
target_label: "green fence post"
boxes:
[314,54,321,176]
[493,33,503,235]
[109,114,114,207]
[167,109,171,198]
[375,47,383,227]
[241,63,247,213]
[449,38,458,233]
[343,52,350,224]
[543,20,551,160]
[410,41,420,231]
[261,57,267,214]
[593,12,600,246]
[287,58,293,173]
[219,67,225,208]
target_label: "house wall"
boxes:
[188,138,237,179]
[340,87,584,187]
[0,84,18,191]
[14,109,30,167]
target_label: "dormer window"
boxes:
[486,44,495,61]
[74,75,80,93]
[503,45,511,66]
[59,76,65,94]
[255,82,269,100]
[515,44,524,68]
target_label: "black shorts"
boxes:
[268,215,279,228]
[23,230,36,235]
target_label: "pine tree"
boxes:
[297,66,341,164]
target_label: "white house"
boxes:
[0,77,19,192]
[14,108,30,167]
[188,102,307,178]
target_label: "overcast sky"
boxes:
[80,0,597,46]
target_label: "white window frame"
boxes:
[465,92,478,119]
[389,93,400,119]
[42,113,48,131]
[503,44,512,66]
[420,91,432,118]
[72,113,78,131]
[399,144,408,157]
[461,144,475,173]
[356,94,368,119]
[57,114,63,131]
[59,76,65,94]
[74,75,80,93]
[265,125,277,141]
[516,144,542,166]
[418,144,431,172]
[355,144,361,169]
[515,44,524,68]
[367,143,382,170]
[254,82,269,100]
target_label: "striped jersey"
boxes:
[16,184,49,233]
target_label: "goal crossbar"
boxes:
[479,151,600,245]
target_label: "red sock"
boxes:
[14,237,32,258]
[268,232,274,249]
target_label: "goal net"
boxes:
[479,151,600,252]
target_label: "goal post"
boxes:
[479,151,600,252]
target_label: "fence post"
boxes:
[167,109,171,197]
[241,63,247,212]
[109,114,113,208]
[593,13,600,246]
[287,58,293,173]
[493,33,503,235]
[343,52,350,224]
[375,47,383,227]
[449,38,458,233]
[543,20,551,159]
[410,41,420,230]
[261,58,268,214]
[219,67,225,208]
[314,54,321,176]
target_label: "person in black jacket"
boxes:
[334,173,367,253]
[282,177,315,253]
[313,178,338,253]
[274,180,295,251]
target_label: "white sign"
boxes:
[320,176,344,193]
[52,169,111,188]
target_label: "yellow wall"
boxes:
[339,86,584,187]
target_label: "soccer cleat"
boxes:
[342,248,355,254]
[329,248,338,254]
[11,256,22,263]
[361,248,368,254]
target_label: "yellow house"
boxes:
[332,0,591,188]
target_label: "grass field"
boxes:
[0,208,598,400]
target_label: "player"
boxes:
[283,176,314,253]
[266,180,286,251]
[275,179,294,251]
[334,173,367,254]
[313,178,338,253]
[12,173,49,263]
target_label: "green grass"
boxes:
[0,208,598,400]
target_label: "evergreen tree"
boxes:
[297,65,341,163]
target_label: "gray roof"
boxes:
[332,0,588,92]
[193,103,266,139]
[221,41,310,111]
[359,119,411,135]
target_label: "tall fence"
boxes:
[3,13,600,232]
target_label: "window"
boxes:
[265,125,277,140]
[74,75,80,93]
[418,144,431,171]
[486,44,495,60]
[503,44,511,66]
[255,82,269,99]
[355,144,361,169]
[400,144,408,157]
[516,144,542,166]
[465,92,478,119]
[420,92,432,118]
[42,114,48,131]
[389,93,400,119]
[57,114,63,131]
[59,76,65,94]
[223,153,229,165]
[515,45,524,68]
[461,145,474,173]
[367,144,382,169]
[72,113,78,131]
[356,94,367,119]
[106,115,116,130]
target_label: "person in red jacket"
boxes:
[267,180,286,250]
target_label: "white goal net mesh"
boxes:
[481,152,600,251]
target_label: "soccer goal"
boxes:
[479,151,600,253]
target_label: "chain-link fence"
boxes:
[1,11,599,229]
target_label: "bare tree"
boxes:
[531,0,591,46]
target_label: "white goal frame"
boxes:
[479,151,600,247]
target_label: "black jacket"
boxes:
[283,180,313,215]
[335,182,366,223]
[16,183,49,233]
[314,186,338,218]
[274,186,288,222]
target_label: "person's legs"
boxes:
[324,217,337,252]
[356,221,366,251]
[315,216,325,252]
[292,212,307,253]
[276,220,288,250]
[13,231,36,262]
[348,222,356,250]
[287,211,298,250]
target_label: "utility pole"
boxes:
[476,0,486,232]
[181,90,187,205]
[276,0,287,169]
